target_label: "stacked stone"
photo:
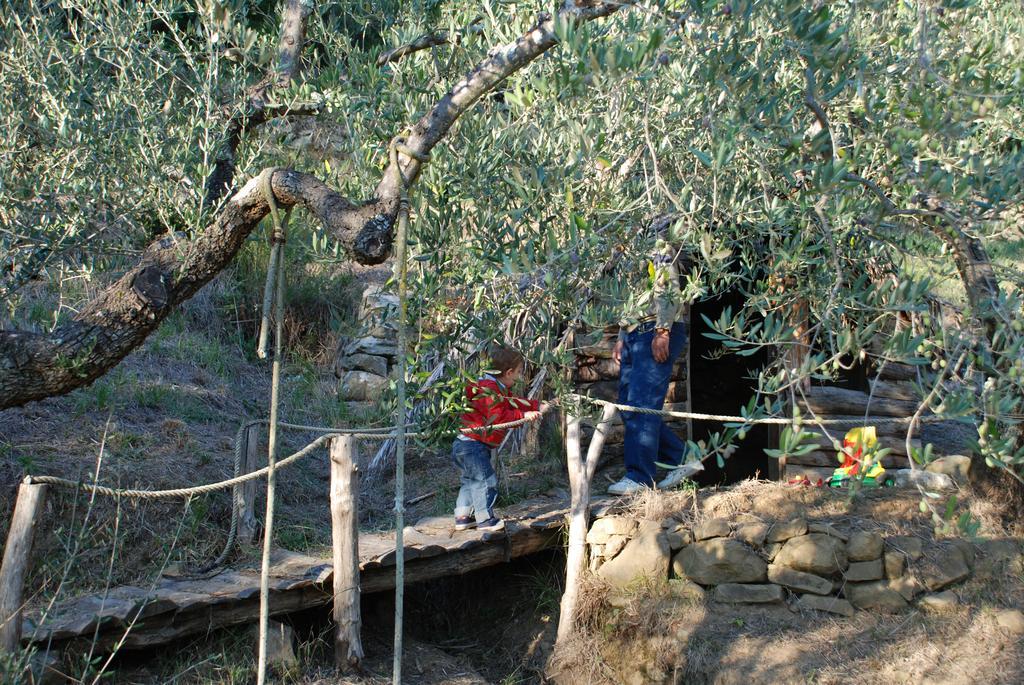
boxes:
[334,285,399,401]
[574,326,690,449]
[585,512,985,616]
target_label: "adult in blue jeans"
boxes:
[607,233,702,495]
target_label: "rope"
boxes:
[28,437,329,497]
[256,168,287,360]
[184,422,249,576]
[25,414,545,499]
[575,396,953,426]
[257,169,290,685]
[29,392,938,502]
[388,130,420,685]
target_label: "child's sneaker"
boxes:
[454,516,476,531]
[477,517,505,532]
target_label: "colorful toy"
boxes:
[828,426,888,487]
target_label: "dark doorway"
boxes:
[688,289,776,485]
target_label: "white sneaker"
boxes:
[657,462,704,489]
[607,477,646,495]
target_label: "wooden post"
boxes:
[555,403,617,648]
[0,478,47,654]
[238,424,261,546]
[330,436,363,670]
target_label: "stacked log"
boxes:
[786,366,925,482]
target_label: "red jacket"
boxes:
[459,376,539,447]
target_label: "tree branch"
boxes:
[375,0,625,202]
[0,169,396,410]
[804,63,838,160]
[376,20,484,67]
[843,173,1001,337]
[274,0,315,88]
[377,30,452,67]
[202,0,317,208]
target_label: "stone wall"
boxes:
[334,285,399,401]
[585,493,1013,616]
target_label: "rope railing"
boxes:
[25,412,547,500]
[7,388,966,671]
[571,395,954,426]
[25,394,954,501]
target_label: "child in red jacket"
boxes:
[452,346,546,532]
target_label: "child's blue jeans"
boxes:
[618,321,688,486]
[451,438,498,523]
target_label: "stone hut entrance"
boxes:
[688,289,778,484]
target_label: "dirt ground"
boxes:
[0,263,567,604]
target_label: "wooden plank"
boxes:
[25,517,565,651]
[800,386,921,417]
[868,379,920,402]
[360,528,560,594]
[356,536,395,565]
[397,528,448,559]
[31,491,581,655]
[329,436,363,671]
[786,451,910,469]
[0,481,47,654]
[375,545,424,568]
[797,416,918,438]
[574,357,620,383]
[799,429,921,456]
[877,363,920,382]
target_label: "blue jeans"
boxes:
[451,438,497,523]
[618,321,688,486]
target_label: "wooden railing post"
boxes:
[0,478,47,654]
[238,424,261,545]
[330,436,363,671]
[555,403,616,647]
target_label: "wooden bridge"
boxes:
[21,492,612,651]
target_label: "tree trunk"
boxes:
[555,403,617,648]
[0,1,627,411]
[238,424,262,546]
[203,0,317,207]
[0,170,393,410]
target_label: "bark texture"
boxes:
[375,1,621,200]
[555,403,616,647]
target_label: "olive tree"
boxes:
[0,0,637,408]
[3,0,1024,485]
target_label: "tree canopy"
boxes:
[2,0,1023,480]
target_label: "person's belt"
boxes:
[623,316,659,333]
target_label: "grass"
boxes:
[70,366,133,415]
[104,428,152,459]
[428,481,458,517]
[276,523,331,553]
